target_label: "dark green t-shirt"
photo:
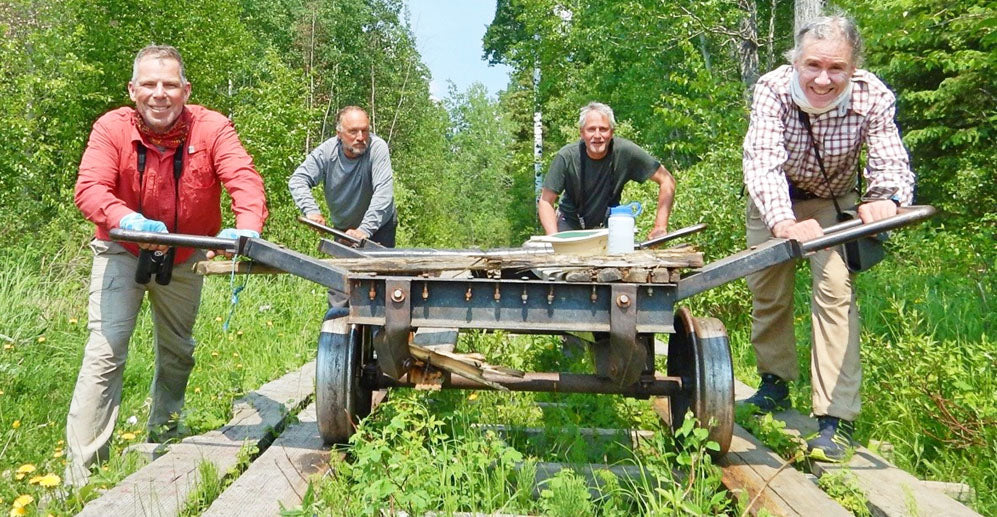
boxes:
[543,137,660,229]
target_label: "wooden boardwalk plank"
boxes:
[202,403,329,516]
[722,424,851,517]
[205,390,386,516]
[651,398,848,517]
[78,362,316,517]
[733,379,981,517]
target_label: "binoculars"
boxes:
[135,247,176,285]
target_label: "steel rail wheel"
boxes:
[666,307,734,456]
[316,318,373,444]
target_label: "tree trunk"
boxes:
[794,0,824,35]
[737,0,760,94]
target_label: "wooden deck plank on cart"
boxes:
[195,248,704,277]
[78,362,316,517]
[733,380,981,517]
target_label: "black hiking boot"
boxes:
[807,415,855,462]
[741,373,791,413]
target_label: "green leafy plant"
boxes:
[818,470,871,517]
[735,405,806,461]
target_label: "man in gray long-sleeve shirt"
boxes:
[288,106,397,247]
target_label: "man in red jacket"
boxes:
[65,45,268,487]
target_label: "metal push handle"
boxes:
[109,228,353,293]
[800,205,935,253]
[636,222,708,249]
[297,216,386,249]
[676,205,935,300]
[109,228,240,252]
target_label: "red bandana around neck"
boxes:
[133,108,191,148]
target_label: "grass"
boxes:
[0,215,319,514]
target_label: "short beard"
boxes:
[345,143,368,157]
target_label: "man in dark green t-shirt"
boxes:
[539,102,676,238]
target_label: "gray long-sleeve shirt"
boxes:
[288,134,396,236]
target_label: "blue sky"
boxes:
[406,1,512,99]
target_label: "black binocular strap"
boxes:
[136,141,185,232]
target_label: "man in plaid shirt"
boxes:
[741,13,915,461]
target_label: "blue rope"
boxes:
[223,256,249,332]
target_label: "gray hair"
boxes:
[578,102,616,130]
[132,45,188,84]
[785,13,864,67]
[335,106,368,131]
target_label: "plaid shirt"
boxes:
[743,65,915,229]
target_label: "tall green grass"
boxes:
[0,214,321,514]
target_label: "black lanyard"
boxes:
[797,109,849,221]
[571,139,617,229]
[136,141,184,231]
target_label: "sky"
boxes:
[406,1,513,100]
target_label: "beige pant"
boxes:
[65,239,204,486]
[745,194,862,421]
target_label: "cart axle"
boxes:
[371,370,683,397]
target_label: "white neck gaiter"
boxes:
[790,69,852,115]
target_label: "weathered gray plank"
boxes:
[78,362,317,517]
[733,379,981,517]
[202,403,329,516]
[651,397,848,517]
[195,248,703,276]
[721,425,852,517]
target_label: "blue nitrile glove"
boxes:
[119,212,168,233]
[216,228,260,240]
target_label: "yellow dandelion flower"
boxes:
[11,420,20,429]
[16,464,35,474]
[36,336,45,343]
[227,335,234,341]
[3,344,12,350]
[236,363,243,369]
[266,321,273,327]
[11,506,27,516]
[211,351,219,357]
[37,474,60,488]
[121,432,137,441]
[52,450,63,458]
[215,316,223,322]
[57,440,64,445]
[232,352,239,357]
[0,390,4,395]
[28,475,43,485]
[14,473,24,480]
[467,392,479,401]
[12,494,33,509]
[236,330,243,336]
[69,318,78,325]
[193,387,201,394]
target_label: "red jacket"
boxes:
[76,105,268,263]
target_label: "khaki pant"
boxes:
[65,240,204,486]
[745,194,862,421]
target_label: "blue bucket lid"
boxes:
[609,201,642,217]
